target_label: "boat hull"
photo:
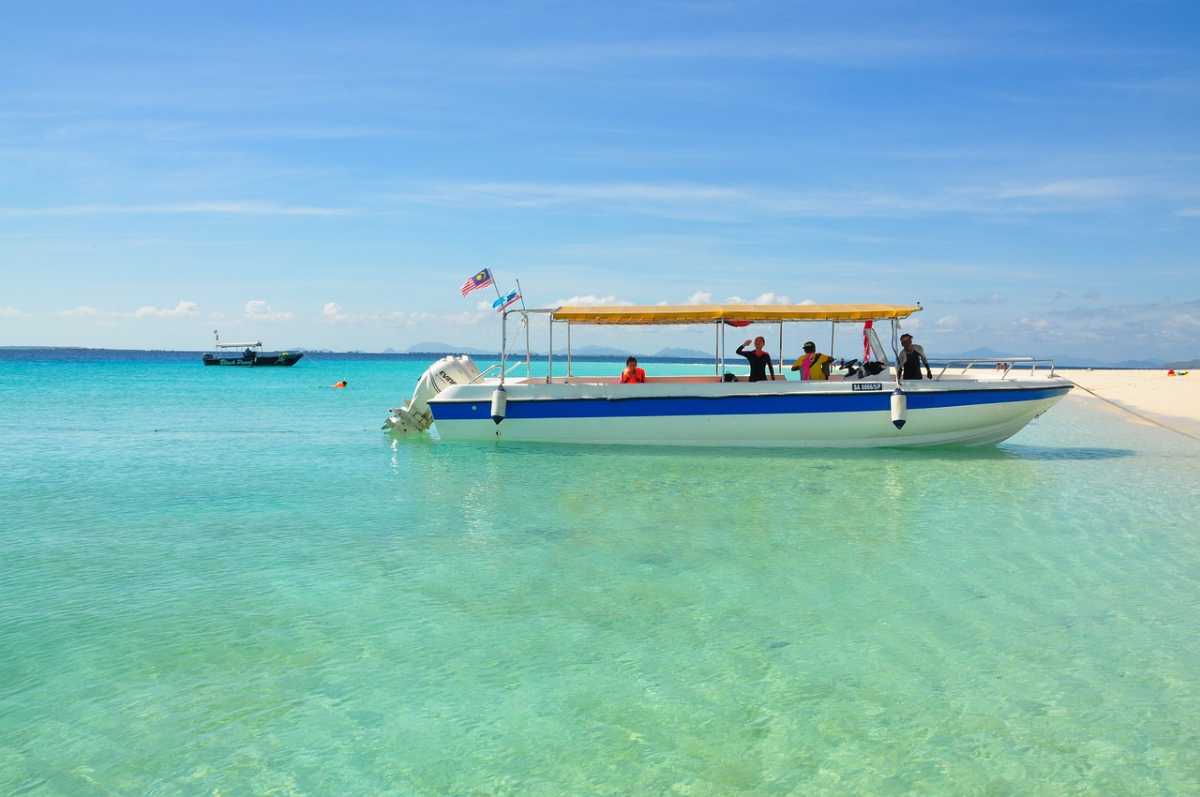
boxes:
[202,352,303,367]
[427,381,1072,448]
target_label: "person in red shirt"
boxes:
[620,356,646,383]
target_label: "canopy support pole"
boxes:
[500,311,508,386]
[830,322,836,360]
[566,322,573,381]
[714,323,720,376]
[524,311,532,379]
[779,322,784,375]
[547,317,553,384]
[721,323,727,374]
[891,319,901,386]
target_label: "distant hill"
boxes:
[930,348,1165,369]
[1165,359,1200,369]
[654,347,712,359]
[406,342,493,355]
[573,345,628,356]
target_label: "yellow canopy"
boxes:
[551,303,921,325]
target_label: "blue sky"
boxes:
[2,1,1199,359]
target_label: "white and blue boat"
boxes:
[385,303,1072,447]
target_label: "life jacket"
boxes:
[620,367,646,384]
[794,353,830,381]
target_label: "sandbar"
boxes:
[1056,368,1200,439]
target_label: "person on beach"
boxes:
[791,341,831,381]
[897,334,933,381]
[620,356,646,383]
[736,337,776,382]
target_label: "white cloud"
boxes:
[506,34,969,68]
[208,311,226,321]
[445,182,744,208]
[411,174,1185,223]
[133,300,198,319]
[685,291,713,305]
[994,179,1130,200]
[58,306,100,317]
[311,303,488,328]
[0,201,352,218]
[725,292,793,305]
[376,310,488,328]
[0,306,28,318]
[244,300,294,321]
[936,314,961,331]
[56,301,199,320]
[554,294,626,306]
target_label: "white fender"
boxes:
[890,388,907,430]
[490,386,508,425]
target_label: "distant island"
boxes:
[406,342,494,355]
[654,346,713,359]
[573,345,629,357]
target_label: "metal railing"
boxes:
[470,361,524,383]
[933,357,1057,380]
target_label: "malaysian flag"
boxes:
[460,268,494,297]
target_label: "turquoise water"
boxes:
[2,352,1199,795]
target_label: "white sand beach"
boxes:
[1057,368,1200,439]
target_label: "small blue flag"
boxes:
[493,290,520,311]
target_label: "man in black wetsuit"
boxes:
[897,333,933,381]
[735,336,776,382]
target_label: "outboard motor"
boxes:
[383,355,482,433]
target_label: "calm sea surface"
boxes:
[2,350,1198,795]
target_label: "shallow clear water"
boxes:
[2,352,1198,794]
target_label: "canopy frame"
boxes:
[550,303,921,325]
[499,303,920,386]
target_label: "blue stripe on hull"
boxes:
[430,385,1070,421]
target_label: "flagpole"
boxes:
[490,269,504,303]
[513,279,531,377]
